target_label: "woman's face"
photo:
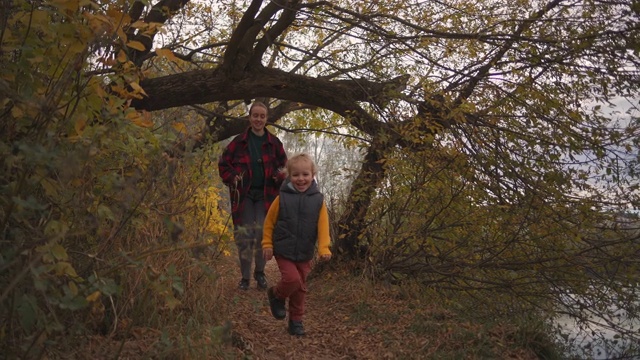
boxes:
[289,160,314,192]
[249,105,268,134]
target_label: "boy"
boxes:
[262,153,332,336]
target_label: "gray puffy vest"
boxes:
[272,180,324,262]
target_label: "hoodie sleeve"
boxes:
[317,201,332,256]
[262,196,280,249]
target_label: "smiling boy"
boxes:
[262,153,332,336]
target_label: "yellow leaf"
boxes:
[50,0,80,13]
[99,56,116,66]
[74,114,87,135]
[30,10,50,24]
[84,12,113,36]
[40,177,59,198]
[117,49,127,63]
[11,106,24,118]
[116,27,127,43]
[91,82,107,99]
[69,281,78,296]
[130,20,146,28]
[172,122,187,134]
[127,40,146,51]
[86,291,101,302]
[129,81,148,96]
[28,56,44,64]
[156,48,179,62]
[127,111,153,128]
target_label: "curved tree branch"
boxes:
[252,1,302,67]
[131,67,409,135]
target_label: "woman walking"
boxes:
[218,101,288,290]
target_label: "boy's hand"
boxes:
[263,248,273,261]
[319,254,331,262]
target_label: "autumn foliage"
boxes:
[2,0,640,358]
[1,0,232,357]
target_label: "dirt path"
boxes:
[81,253,408,359]
[219,256,399,360]
[81,253,539,359]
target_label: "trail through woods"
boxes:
[80,254,540,359]
[220,253,538,360]
[220,256,404,360]
[218,256,539,360]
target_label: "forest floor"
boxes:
[209,256,543,360]
[80,254,550,360]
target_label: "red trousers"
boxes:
[273,256,312,321]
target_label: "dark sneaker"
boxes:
[254,271,268,290]
[238,278,249,291]
[288,320,305,336]
[267,287,286,320]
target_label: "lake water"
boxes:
[555,293,640,359]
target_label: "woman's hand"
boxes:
[263,248,273,261]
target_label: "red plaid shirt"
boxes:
[218,127,287,226]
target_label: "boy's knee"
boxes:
[280,276,302,289]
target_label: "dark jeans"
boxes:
[234,191,266,280]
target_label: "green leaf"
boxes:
[40,177,59,198]
[59,294,89,310]
[95,278,120,296]
[51,244,68,261]
[165,295,181,310]
[44,220,68,237]
[97,204,115,221]
[54,261,79,278]
[17,295,38,331]
[171,280,184,294]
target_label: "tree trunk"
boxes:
[334,138,390,259]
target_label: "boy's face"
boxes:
[289,160,314,192]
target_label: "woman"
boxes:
[218,101,288,290]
